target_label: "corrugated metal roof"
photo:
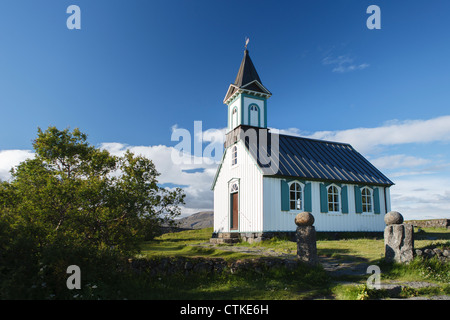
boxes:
[243,130,394,186]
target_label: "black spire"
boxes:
[233,49,262,87]
[224,49,270,103]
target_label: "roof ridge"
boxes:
[274,131,353,147]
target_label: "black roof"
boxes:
[224,50,269,102]
[239,127,393,186]
[234,49,262,87]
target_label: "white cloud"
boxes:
[270,127,302,137]
[277,115,450,220]
[0,150,35,181]
[0,143,218,213]
[322,55,369,73]
[196,127,226,143]
[370,154,431,170]
[3,116,450,218]
[305,115,450,154]
[390,177,450,220]
[100,142,217,212]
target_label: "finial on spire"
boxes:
[245,37,250,50]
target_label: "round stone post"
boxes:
[384,211,414,263]
[295,212,319,266]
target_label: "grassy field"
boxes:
[135,226,450,300]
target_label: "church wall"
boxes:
[213,140,264,233]
[262,177,387,232]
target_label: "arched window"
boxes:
[327,185,340,212]
[289,182,302,210]
[232,107,238,129]
[249,105,259,127]
[231,145,237,166]
[361,187,373,213]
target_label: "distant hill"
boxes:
[176,211,213,229]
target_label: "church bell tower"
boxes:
[223,47,272,133]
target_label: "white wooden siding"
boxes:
[213,140,264,233]
[263,177,387,232]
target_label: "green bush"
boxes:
[0,127,185,299]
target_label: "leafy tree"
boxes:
[0,127,185,298]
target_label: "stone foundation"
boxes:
[210,232,296,244]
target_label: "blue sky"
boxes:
[1,1,450,219]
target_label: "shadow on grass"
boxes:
[141,243,259,260]
[118,263,333,300]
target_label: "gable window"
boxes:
[231,145,237,166]
[361,187,373,213]
[327,185,340,212]
[289,182,303,210]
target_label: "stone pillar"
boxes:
[295,212,319,266]
[384,211,414,263]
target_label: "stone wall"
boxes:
[128,256,304,277]
[415,246,450,263]
[405,219,449,229]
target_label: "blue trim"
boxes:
[264,99,267,128]
[240,96,244,127]
[240,92,267,101]
[240,93,268,128]
[373,187,381,214]
[320,184,328,213]
[354,186,363,214]
[304,182,312,212]
[228,93,269,129]
[341,186,349,213]
[280,180,290,211]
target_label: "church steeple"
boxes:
[224,48,271,133]
[233,49,262,89]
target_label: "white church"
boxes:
[211,48,394,243]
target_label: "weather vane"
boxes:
[245,37,250,50]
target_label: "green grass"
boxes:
[116,262,331,300]
[141,228,258,260]
[134,226,450,300]
[413,227,450,252]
